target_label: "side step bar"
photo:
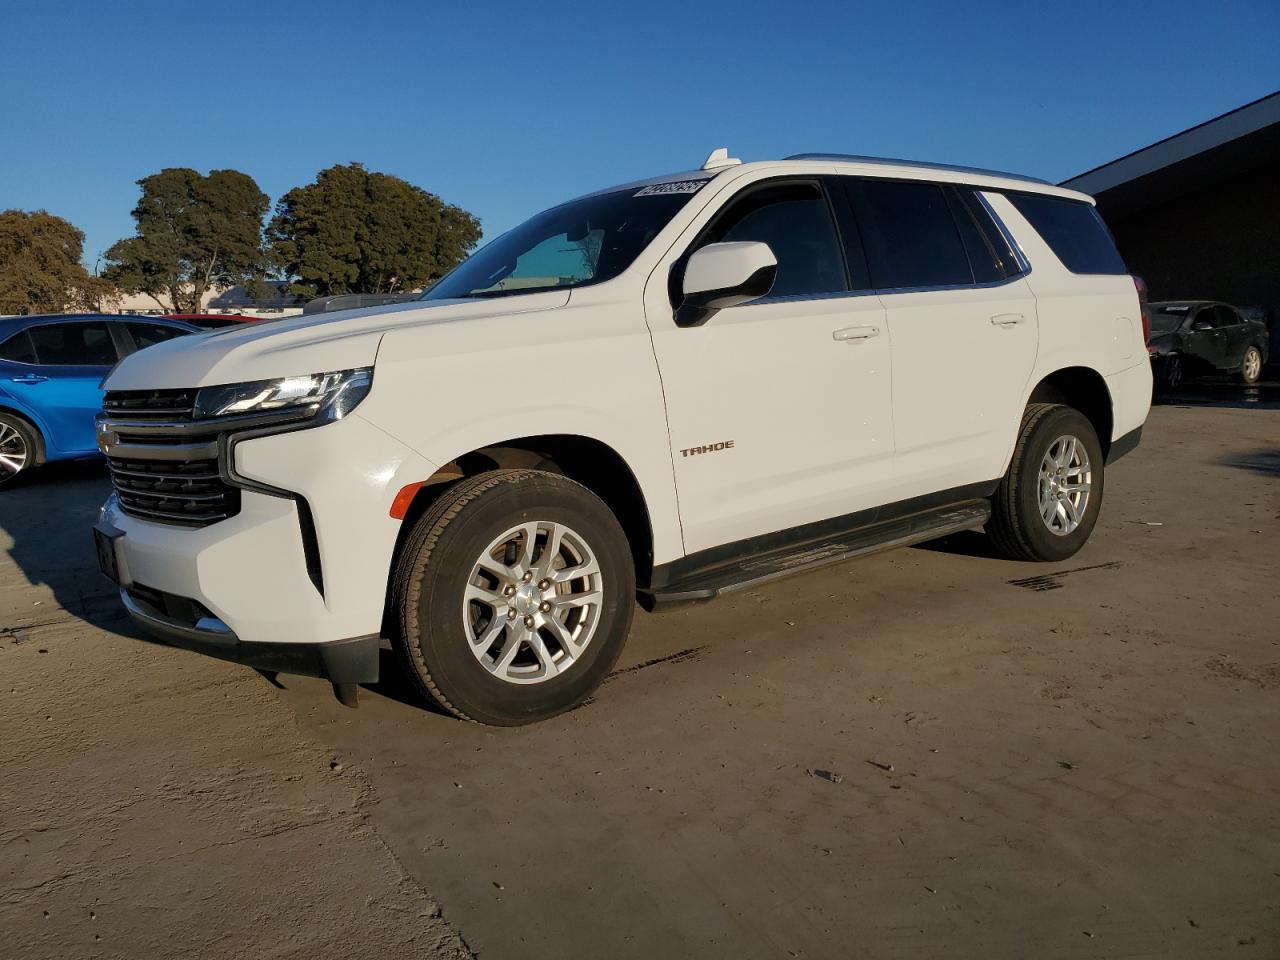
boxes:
[643,501,991,605]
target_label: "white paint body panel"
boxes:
[101,156,1150,649]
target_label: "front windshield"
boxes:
[423,180,711,301]
[1149,307,1189,336]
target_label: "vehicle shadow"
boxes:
[0,459,131,628]
[1152,371,1280,410]
[1219,448,1280,478]
[913,529,1004,560]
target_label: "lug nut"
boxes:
[540,601,552,612]
[538,579,551,590]
[506,608,517,620]
[522,572,533,583]
[524,615,535,628]
[503,585,516,597]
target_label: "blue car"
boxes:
[0,313,200,485]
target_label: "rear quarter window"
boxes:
[1004,193,1127,275]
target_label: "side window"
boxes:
[1191,307,1216,330]
[846,179,972,289]
[1003,193,1127,275]
[1213,306,1241,328]
[127,322,190,350]
[0,331,37,364]
[954,188,1024,279]
[945,189,1005,284]
[698,182,847,298]
[26,322,119,366]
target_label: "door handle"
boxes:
[10,375,48,384]
[832,325,880,342]
[990,313,1025,327]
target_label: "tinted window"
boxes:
[956,189,1024,278]
[1212,305,1242,328]
[27,322,118,365]
[699,182,847,298]
[946,189,1005,284]
[847,180,972,289]
[1004,193,1127,275]
[0,331,37,364]
[128,322,190,349]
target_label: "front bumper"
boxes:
[119,581,380,684]
[98,411,439,651]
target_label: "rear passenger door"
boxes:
[19,320,121,455]
[838,178,1038,498]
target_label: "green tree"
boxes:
[0,209,116,315]
[268,163,481,298]
[103,168,269,313]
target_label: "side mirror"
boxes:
[676,241,777,327]
[1192,319,1212,332]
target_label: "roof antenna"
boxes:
[702,147,741,171]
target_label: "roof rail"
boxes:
[784,153,1050,186]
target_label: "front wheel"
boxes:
[1239,346,1263,384]
[986,404,1105,562]
[1159,354,1183,391]
[389,469,635,725]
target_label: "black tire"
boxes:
[1159,354,1183,392]
[0,412,41,487]
[389,469,635,725]
[986,403,1105,563]
[1239,345,1263,385]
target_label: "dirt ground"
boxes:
[2,393,1277,959]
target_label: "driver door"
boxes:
[644,179,894,555]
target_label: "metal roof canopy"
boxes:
[1062,91,1280,201]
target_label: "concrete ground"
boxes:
[2,394,1277,959]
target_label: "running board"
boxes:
[643,501,991,605]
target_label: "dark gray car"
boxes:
[1146,301,1269,390]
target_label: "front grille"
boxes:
[101,388,197,421]
[107,456,240,527]
[103,388,238,528]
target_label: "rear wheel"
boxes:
[389,469,635,725]
[1239,346,1263,384]
[0,414,39,487]
[986,403,1105,562]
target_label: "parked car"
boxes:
[0,314,199,485]
[1147,301,1269,389]
[165,313,263,329]
[93,150,1151,724]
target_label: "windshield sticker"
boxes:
[634,179,713,197]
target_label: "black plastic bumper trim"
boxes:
[121,587,380,684]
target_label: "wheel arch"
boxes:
[1026,366,1114,456]
[389,433,656,590]
[0,403,48,466]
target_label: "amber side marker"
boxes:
[389,481,425,520]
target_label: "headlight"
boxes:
[194,368,373,422]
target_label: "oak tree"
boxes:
[0,209,115,315]
[268,163,481,298]
[104,168,270,313]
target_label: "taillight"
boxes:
[1133,276,1150,342]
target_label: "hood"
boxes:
[102,291,570,390]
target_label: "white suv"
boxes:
[94,150,1152,724]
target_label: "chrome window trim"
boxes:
[973,190,1032,276]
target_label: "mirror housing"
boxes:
[1191,319,1212,332]
[677,241,777,327]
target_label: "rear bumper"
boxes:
[120,583,381,684]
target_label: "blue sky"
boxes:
[1,0,1276,268]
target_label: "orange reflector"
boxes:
[389,481,425,520]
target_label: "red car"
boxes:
[163,313,262,330]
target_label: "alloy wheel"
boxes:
[462,520,604,684]
[1037,435,1091,536]
[1243,348,1262,383]
[0,421,29,481]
